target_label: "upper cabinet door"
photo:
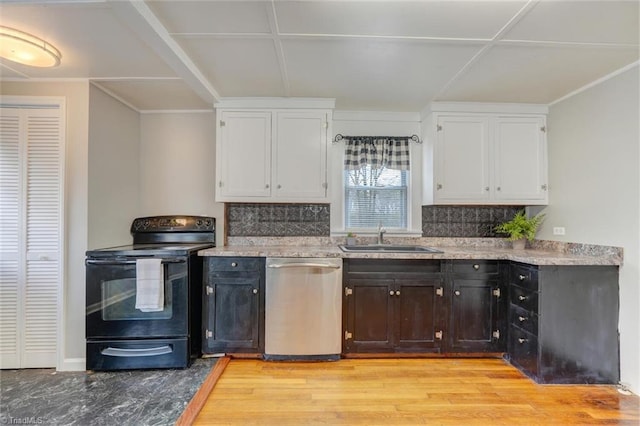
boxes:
[435,116,490,202]
[217,111,271,200]
[494,116,548,203]
[273,111,328,199]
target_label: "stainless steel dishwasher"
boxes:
[265,257,342,361]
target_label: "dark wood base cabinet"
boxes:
[449,260,506,353]
[343,259,445,353]
[202,257,265,354]
[506,262,619,384]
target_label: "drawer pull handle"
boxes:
[473,264,480,270]
[231,262,238,267]
[518,295,527,301]
[518,316,527,322]
[519,274,526,281]
[518,338,528,344]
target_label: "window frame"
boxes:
[329,127,423,237]
[343,167,409,232]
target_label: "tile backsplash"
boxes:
[227,203,330,236]
[227,203,520,238]
[422,205,520,238]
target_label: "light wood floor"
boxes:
[193,358,639,425]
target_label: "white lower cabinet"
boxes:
[215,100,333,203]
[426,106,548,205]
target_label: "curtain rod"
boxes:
[332,134,422,144]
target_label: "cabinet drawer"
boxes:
[208,257,263,272]
[510,264,538,291]
[509,304,538,336]
[509,285,538,313]
[345,259,442,275]
[508,326,539,378]
[452,260,499,275]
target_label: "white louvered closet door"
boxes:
[0,106,62,369]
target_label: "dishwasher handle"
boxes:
[267,262,341,270]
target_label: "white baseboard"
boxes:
[57,357,86,371]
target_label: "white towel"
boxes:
[135,258,164,312]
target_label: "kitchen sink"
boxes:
[338,244,443,253]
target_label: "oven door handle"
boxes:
[101,345,173,357]
[86,258,186,265]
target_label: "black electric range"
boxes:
[85,215,215,371]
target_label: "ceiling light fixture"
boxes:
[0,26,61,67]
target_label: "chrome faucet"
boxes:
[377,223,386,245]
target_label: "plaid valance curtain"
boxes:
[343,136,411,171]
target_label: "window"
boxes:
[342,136,411,231]
[344,166,408,229]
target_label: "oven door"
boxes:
[86,256,189,339]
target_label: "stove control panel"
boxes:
[131,216,215,233]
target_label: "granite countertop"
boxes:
[199,237,623,266]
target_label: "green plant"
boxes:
[347,232,356,237]
[495,210,545,241]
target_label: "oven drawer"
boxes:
[208,257,263,273]
[86,338,189,371]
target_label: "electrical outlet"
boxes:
[553,227,566,235]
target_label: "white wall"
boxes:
[538,66,640,393]
[331,111,422,234]
[0,81,90,370]
[88,84,141,249]
[139,112,225,244]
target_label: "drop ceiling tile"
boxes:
[94,80,211,111]
[176,38,285,97]
[504,0,639,44]
[438,44,640,103]
[275,0,527,39]
[283,39,482,111]
[148,0,272,34]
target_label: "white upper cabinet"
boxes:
[217,111,272,199]
[273,111,328,199]
[434,115,490,202]
[493,116,547,203]
[215,98,334,203]
[424,103,548,205]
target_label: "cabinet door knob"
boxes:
[389,290,395,296]
[436,184,443,190]
[265,184,270,189]
[454,290,461,296]
[518,316,527,322]
[518,295,527,301]
[518,338,528,344]
[231,262,238,267]
[518,274,526,281]
[496,186,501,191]
[485,187,489,192]
[252,288,258,294]
[277,184,282,189]
[473,264,480,270]
[395,291,400,296]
